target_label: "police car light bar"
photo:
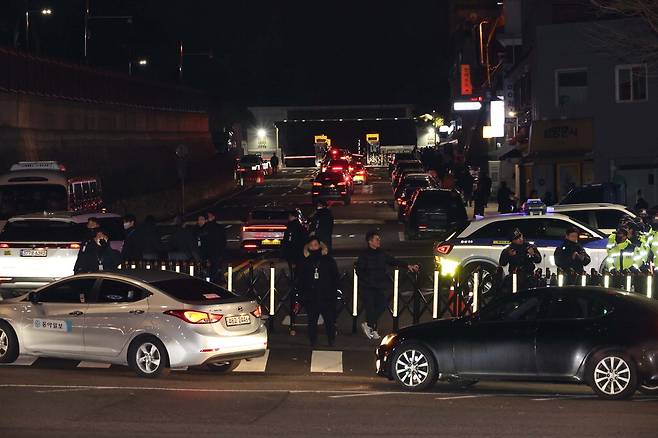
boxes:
[10,161,63,171]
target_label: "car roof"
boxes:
[71,269,194,284]
[552,203,633,213]
[0,169,68,185]
[461,211,602,236]
[7,211,121,223]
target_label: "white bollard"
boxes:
[352,270,358,317]
[472,272,479,313]
[131,263,136,270]
[393,269,399,318]
[269,266,275,316]
[581,274,587,287]
[146,263,151,270]
[175,264,180,273]
[117,264,122,270]
[432,270,439,319]
[206,277,211,282]
[189,264,195,277]
[558,273,564,287]
[512,272,518,293]
[647,275,653,299]
[626,275,632,292]
[603,274,610,289]
[161,264,166,271]
[227,265,233,292]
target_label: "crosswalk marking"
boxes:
[234,350,270,372]
[1,356,37,366]
[76,361,112,369]
[311,350,343,373]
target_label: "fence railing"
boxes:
[117,260,657,333]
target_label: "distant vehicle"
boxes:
[0,270,267,377]
[392,166,427,192]
[551,203,636,235]
[404,188,467,240]
[376,286,658,399]
[560,183,625,206]
[391,160,423,187]
[0,161,103,230]
[312,169,353,206]
[240,207,306,253]
[352,161,368,185]
[388,152,417,175]
[0,211,125,291]
[235,155,272,176]
[394,173,437,221]
[433,209,607,296]
[322,159,353,175]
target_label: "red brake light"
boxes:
[337,182,346,186]
[252,306,262,318]
[331,166,343,171]
[69,243,81,249]
[0,243,9,248]
[243,244,258,249]
[435,243,453,255]
[313,182,322,186]
[164,310,223,324]
[418,225,428,229]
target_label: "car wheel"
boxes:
[391,343,437,391]
[638,382,658,395]
[206,360,241,373]
[588,351,637,400]
[128,336,170,378]
[0,321,19,364]
[462,263,497,307]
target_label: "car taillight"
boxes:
[252,306,262,318]
[0,243,9,248]
[313,182,322,186]
[331,166,343,171]
[164,310,223,324]
[348,166,354,172]
[357,170,365,175]
[69,243,81,249]
[337,182,346,186]
[435,243,453,255]
[243,244,258,249]
[418,225,428,229]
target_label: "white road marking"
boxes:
[329,392,390,399]
[0,356,37,366]
[311,350,343,373]
[234,350,269,373]
[334,219,384,225]
[76,361,112,369]
[35,388,94,394]
[398,231,405,242]
[434,395,490,401]
[349,234,355,238]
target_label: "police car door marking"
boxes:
[33,319,72,332]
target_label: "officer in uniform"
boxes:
[605,227,637,272]
[499,228,542,292]
[554,226,591,284]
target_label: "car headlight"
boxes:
[437,257,459,277]
[380,333,397,347]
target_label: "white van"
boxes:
[0,161,103,230]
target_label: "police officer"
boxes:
[499,228,542,291]
[282,211,308,280]
[74,229,121,273]
[297,237,339,348]
[554,226,591,283]
[309,200,334,252]
[605,227,637,272]
[121,214,140,262]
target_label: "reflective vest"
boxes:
[645,229,658,259]
[605,236,637,271]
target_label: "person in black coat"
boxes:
[270,153,279,176]
[283,212,308,280]
[554,226,591,283]
[355,230,419,340]
[499,228,542,291]
[310,200,334,251]
[297,238,339,347]
[135,215,163,260]
[168,215,201,262]
[120,214,141,262]
[74,229,121,273]
[198,211,227,283]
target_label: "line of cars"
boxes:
[312,148,368,206]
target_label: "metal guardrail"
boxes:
[119,259,658,335]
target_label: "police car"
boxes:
[551,203,636,236]
[433,201,609,293]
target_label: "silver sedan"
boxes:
[0,270,267,377]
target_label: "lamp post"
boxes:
[25,8,52,52]
[178,41,213,82]
[83,0,132,62]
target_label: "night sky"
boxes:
[1,1,451,110]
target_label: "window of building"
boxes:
[616,64,648,103]
[556,69,588,106]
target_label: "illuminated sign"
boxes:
[366,133,379,143]
[453,101,482,111]
[483,100,505,138]
[460,64,473,95]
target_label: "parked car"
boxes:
[376,286,658,400]
[404,188,468,240]
[551,203,636,235]
[0,270,267,377]
[559,183,625,206]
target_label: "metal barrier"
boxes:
[119,260,658,333]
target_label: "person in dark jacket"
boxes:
[309,200,334,251]
[136,215,162,260]
[120,214,140,262]
[355,230,420,340]
[554,226,591,283]
[198,211,227,283]
[497,181,513,213]
[74,229,121,273]
[85,217,101,241]
[499,228,542,291]
[270,153,279,176]
[168,215,201,261]
[283,211,308,280]
[297,237,339,347]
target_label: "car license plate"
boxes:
[262,239,281,245]
[20,249,47,257]
[226,315,251,326]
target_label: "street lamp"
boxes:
[25,7,53,52]
[257,128,267,140]
[128,58,148,76]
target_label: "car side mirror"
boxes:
[28,292,40,305]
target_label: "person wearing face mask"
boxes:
[297,237,339,348]
[120,214,141,262]
[499,228,542,291]
[74,229,121,273]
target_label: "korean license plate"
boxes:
[226,315,251,327]
[261,239,281,245]
[20,249,47,257]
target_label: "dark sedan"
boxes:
[376,287,658,400]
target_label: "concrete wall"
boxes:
[0,89,224,203]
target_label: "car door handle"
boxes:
[68,311,84,316]
[129,310,144,315]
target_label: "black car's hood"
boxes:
[396,317,464,337]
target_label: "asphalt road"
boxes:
[3,167,657,437]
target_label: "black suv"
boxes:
[404,188,467,240]
[312,170,353,206]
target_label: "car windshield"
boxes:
[240,156,260,164]
[0,184,68,220]
[317,172,344,183]
[0,220,83,242]
[151,278,236,302]
[251,210,291,221]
